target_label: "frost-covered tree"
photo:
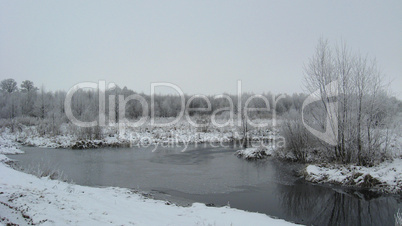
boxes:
[20,80,38,116]
[0,78,19,119]
[302,38,394,165]
[1,78,18,93]
[20,80,38,93]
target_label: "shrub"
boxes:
[280,109,315,162]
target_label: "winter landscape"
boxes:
[1,1,402,226]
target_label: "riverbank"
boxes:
[234,146,274,160]
[4,119,277,149]
[304,159,402,194]
[302,133,402,194]
[232,140,402,193]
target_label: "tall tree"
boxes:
[20,80,38,93]
[0,78,19,118]
[1,78,18,93]
[20,80,38,116]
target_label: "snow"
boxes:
[0,132,23,155]
[8,118,277,150]
[0,155,295,225]
[305,158,402,193]
[387,132,402,158]
[235,146,274,160]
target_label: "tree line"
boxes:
[0,78,308,123]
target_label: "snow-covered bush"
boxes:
[0,132,24,155]
[77,124,103,140]
[305,158,402,193]
[36,118,62,136]
[279,109,317,162]
[235,146,272,160]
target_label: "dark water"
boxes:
[7,145,401,225]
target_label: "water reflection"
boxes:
[277,181,399,225]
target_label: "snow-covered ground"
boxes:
[305,159,402,193]
[235,146,274,160]
[8,118,277,149]
[303,129,402,193]
[0,133,24,155]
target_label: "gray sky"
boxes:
[1,0,401,96]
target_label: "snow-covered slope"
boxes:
[0,134,23,155]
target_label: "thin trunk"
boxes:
[357,94,362,164]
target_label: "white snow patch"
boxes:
[305,159,402,193]
[0,132,23,155]
[235,146,274,160]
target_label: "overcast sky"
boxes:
[1,1,401,96]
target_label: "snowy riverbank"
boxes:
[235,146,274,160]
[303,133,402,194]
[304,159,402,194]
[4,118,277,149]
[0,134,24,155]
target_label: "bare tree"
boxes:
[302,38,392,165]
[0,78,19,119]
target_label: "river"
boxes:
[7,144,401,225]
